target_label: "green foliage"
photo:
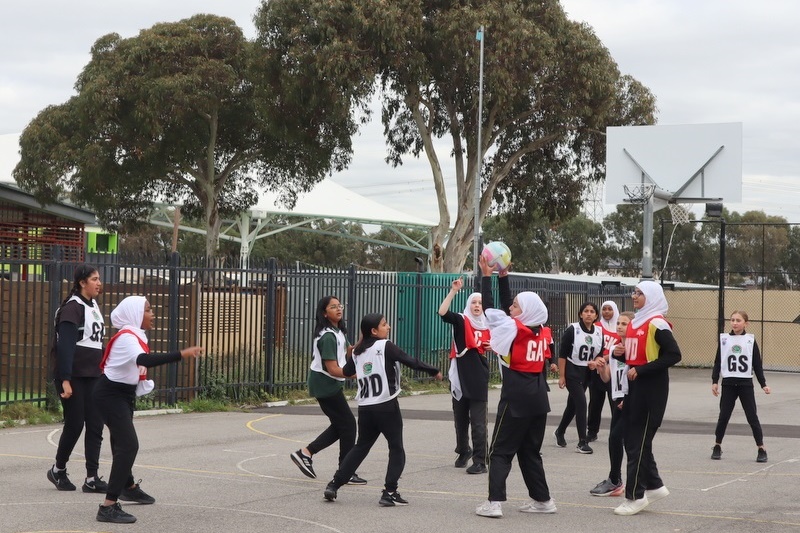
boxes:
[14,14,355,259]
[0,402,59,426]
[255,0,657,272]
[180,398,233,413]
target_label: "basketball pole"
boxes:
[473,26,485,280]
[642,195,654,280]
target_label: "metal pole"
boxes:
[472,25,485,276]
[717,219,726,333]
[641,196,654,280]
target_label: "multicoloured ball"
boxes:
[481,241,512,271]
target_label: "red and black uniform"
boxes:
[440,311,490,467]
[481,276,551,504]
[623,315,681,501]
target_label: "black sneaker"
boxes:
[454,447,472,468]
[379,489,408,507]
[553,430,567,448]
[587,432,598,442]
[711,444,722,460]
[120,481,155,504]
[324,481,338,502]
[466,463,487,474]
[290,450,316,479]
[96,502,137,524]
[47,466,76,491]
[757,448,768,463]
[82,476,109,493]
[347,473,367,485]
[576,441,593,454]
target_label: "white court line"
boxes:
[701,457,799,492]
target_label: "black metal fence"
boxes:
[2,251,797,409]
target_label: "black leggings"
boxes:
[715,382,763,446]
[607,396,625,484]
[308,389,357,467]
[54,376,103,477]
[94,376,137,501]
[556,363,589,441]
[332,399,405,492]
[587,373,608,435]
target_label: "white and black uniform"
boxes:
[711,331,767,446]
[51,293,105,478]
[329,338,439,493]
[556,322,603,443]
[305,326,356,467]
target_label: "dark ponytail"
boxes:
[353,313,384,355]
[54,263,98,324]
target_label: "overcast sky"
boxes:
[1,0,799,222]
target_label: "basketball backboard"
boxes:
[605,123,742,207]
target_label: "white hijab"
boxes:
[631,281,668,328]
[485,291,548,356]
[110,295,148,343]
[516,292,548,327]
[600,300,619,331]
[462,292,488,330]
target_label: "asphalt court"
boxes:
[1,368,799,533]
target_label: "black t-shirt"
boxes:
[51,297,104,380]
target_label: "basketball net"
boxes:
[662,203,694,278]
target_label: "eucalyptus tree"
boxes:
[255,0,656,272]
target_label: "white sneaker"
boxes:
[614,496,649,516]
[476,500,503,518]
[645,486,669,503]
[519,498,557,513]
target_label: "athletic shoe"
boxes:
[519,498,557,513]
[290,450,316,479]
[347,473,367,485]
[476,500,503,518]
[323,482,338,502]
[553,430,567,448]
[466,463,487,474]
[645,486,669,504]
[120,481,155,504]
[576,441,593,454]
[587,432,598,442]
[711,444,722,460]
[454,448,472,468]
[590,478,623,497]
[614,497,649,516]
[47,466,76,491]
[379,489,409,506]
[757,448,768,463]
[96,502,137,524]
[82,476,109,493]
[609,484,625,497]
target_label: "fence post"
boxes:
[167,251,180,404]
[44,246,64,410]
[264,257,277,394]
[347,263,357,345]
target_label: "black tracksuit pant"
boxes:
[452,396,488,465]
[94,375,138,501]
[623,371,668,500]
[715,381,763,445]
[308,389,357,467]
[54,376,103,477]
[331,399,405,492]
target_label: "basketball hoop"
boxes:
[623,183,655,205]
[667,203,692,225]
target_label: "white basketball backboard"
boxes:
[605,123,742,206]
